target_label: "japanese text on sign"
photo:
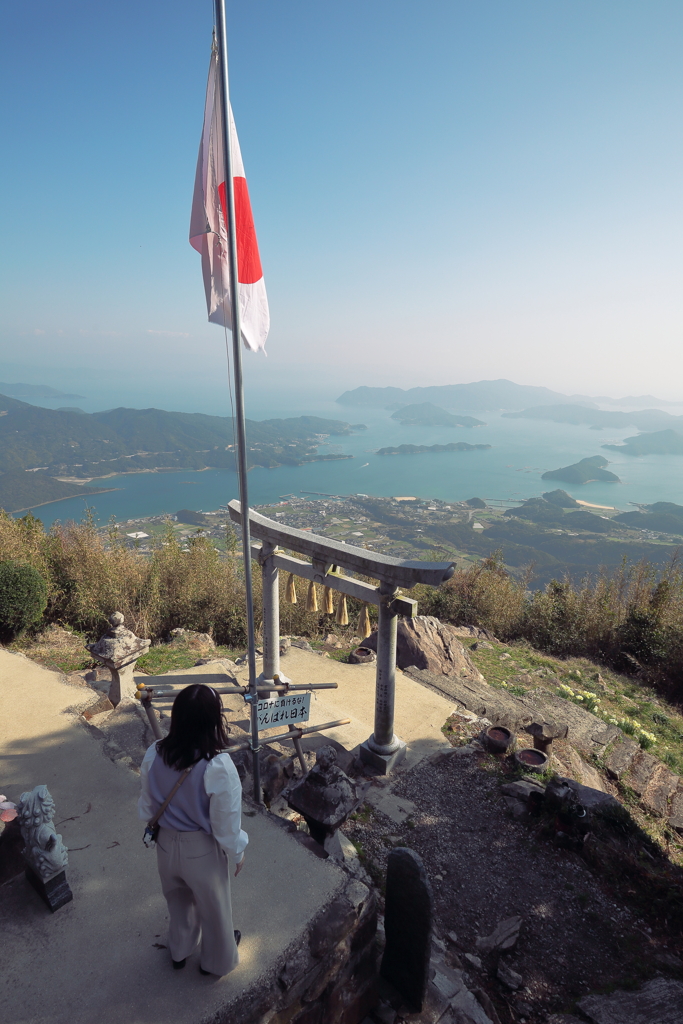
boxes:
[256,692,311,730]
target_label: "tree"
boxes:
[0,561,48,640]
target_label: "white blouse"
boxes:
[138,744,249,863]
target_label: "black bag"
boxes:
[143,764,194,847]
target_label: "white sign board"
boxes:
[256,692,311,731]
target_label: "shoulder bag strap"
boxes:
[148,763,195,830]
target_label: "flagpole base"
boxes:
[256,672,291,695]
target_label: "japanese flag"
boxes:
[190,45,269,352]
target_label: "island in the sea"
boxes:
[541,489,580,508]
[377,442,491,456]
[542,455,620,485]
[602,429,683,456]
[390,402,485,427]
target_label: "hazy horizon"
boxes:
[2,2,683,402]
[3,372,683,423]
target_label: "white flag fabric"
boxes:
[190,45,269,352]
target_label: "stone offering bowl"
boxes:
[348,647,376,665]
[514,748,548,774]
[484,725,512,754]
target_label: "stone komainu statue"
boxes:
[17,785,69,883]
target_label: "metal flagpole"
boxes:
[214,0,261,804]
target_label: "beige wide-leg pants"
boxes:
[156,827,239,976]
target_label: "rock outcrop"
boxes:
[364,616,485,680]
[578,976,683,1024]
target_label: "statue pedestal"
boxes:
[359,737,407,775]
[26,865,73,913]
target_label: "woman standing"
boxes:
[138,683,248,976]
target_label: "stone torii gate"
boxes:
[228,501,455,773]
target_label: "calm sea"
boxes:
[20,398,683,529]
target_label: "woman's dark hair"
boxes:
[156,684,230,770]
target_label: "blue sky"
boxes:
[1,1,683,412]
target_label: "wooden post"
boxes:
[140,691,163,741]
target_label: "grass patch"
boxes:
[349,803,374,825]
[465,640,683,772]
[137,639,241,675]
[10,624,94,674]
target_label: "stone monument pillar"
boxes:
[381,847,432,1012]
[17,785,73,912]
[87,611,151,707]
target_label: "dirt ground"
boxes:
[342,746,683,1024]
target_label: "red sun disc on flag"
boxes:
[218,179,263,284]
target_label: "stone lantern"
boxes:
[285,745,359,845]
[87,612,150,707]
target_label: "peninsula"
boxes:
[0,395,365,511]
[602,429,683,456]
[0,471,111,514]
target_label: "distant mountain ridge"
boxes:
[0,382,84,400]
[504,404,683,431]
[337,379,675,412]
[0,396,362,512]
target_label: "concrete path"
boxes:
[0,650,345,1024]
[139,646,455,770]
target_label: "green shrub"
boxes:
[0,560,47,640]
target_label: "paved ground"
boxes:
[0,649,346,1024]
[139,646,455,770]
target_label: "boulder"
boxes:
[603,737,639,779]
[669,786,683,833]
[475,915,522,954]
[560,777,621,813]
[448,625,498,642]
[364,617,486,680]
[290,638,313,651]
[642,764,680,817]
[626,749,661,795]
[577,976,683,1024]
[496,962,522,990]
[500,780,545,803]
